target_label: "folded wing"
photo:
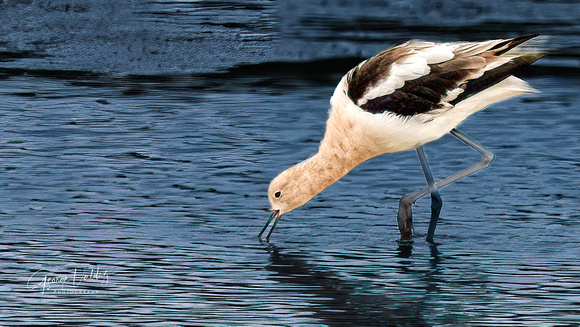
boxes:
[347,35,545,116]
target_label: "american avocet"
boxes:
[259,35,545,243]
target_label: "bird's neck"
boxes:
[296,107,382,197]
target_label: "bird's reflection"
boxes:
[264,245,429,326]
[429,244,441,268]
[396,239,414,259]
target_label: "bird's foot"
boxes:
[397,199,414,240]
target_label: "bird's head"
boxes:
[267,164,315,216]
[258,163,321,242]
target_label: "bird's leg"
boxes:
[397,146,441,242]
[397,128,495,242]
[416,146,443,243]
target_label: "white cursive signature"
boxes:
[27,267,109,295]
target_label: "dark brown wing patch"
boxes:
[347,46,410,105]
[360,57,484,116]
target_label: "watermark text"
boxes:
[27,267,110,295]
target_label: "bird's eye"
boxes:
[274,191,282,199]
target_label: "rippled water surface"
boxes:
[1,0,579,326]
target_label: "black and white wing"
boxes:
[346,35,544,116]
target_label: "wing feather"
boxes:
[347,35,543,116]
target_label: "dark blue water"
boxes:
[1,1,579,325]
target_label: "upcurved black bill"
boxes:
[257,210,281,242]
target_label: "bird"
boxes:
[258,34,545,243]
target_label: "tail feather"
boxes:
[489,34,540,56]
[450,37,545,106]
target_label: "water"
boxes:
[1,1,579,326]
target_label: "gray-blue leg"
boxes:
[397,128,495,242]
[416,146,443,243]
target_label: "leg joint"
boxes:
[480,148,495,167]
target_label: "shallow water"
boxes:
[1,0,580,326]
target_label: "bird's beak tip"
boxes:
[257,209,281,242]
